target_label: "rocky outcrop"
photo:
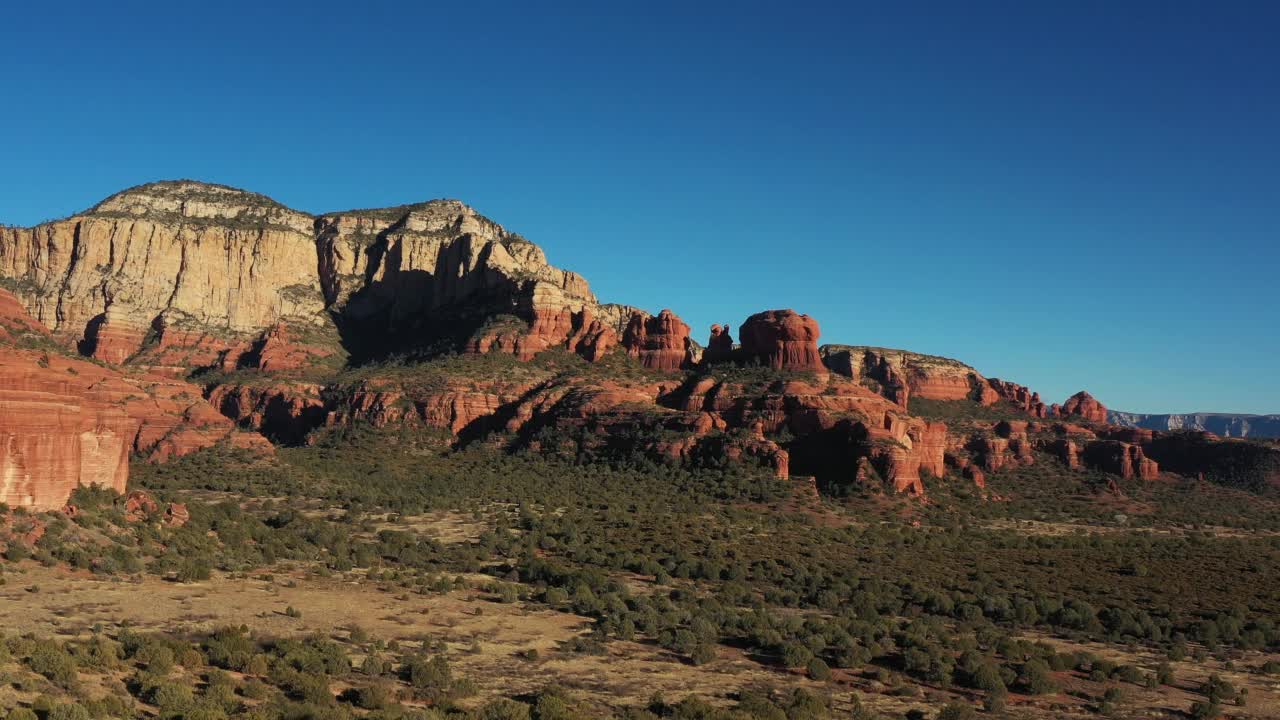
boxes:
[705,324,735,364]
[316,200,593,321]
[206,382,328,445]
[1048,438,1083,470]
[622,309,693,371]
[250,324,338,372]
[984,379,1050,417]
[821,346,981,404]
[467,306,619,362]
[0,289,269,510]
[849,350,910,407]
[739,310,822,372]
[1081,440,1158,480]
[959,421,1036,474]
[1061,391,1108,424]
[667,374,946,495]
[945,454,987,488]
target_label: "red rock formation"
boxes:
[0,291,39,338]
[0,289,270,510]
[79,310,149,364]
[1082,440,1158,480]
[1103,427,1155,444]
[995,421,1037,464]
[1049,438,1083,470]
[164,503,190,527]
[668,373,946,495]
[739,310,823,372]
[469,306,618,362]
[0,346,135,510]
[1061,391,1108,424]
[822,346,983,403]
[124,491,159,521]
[984,379,1049,417]
[863,352,910,407]
[322,377,537,437]
[865,419,948,495]
[622,309,693,371]
[945,453,987,488]
[970,437,1010,472]
[704,324,734,364]
[251,324,336,372]
[207,383,328,444]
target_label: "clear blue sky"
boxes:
[2,1,1277,413]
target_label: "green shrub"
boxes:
[936,703,976,720]
[806,657,832,681]
[47,704,90,720]
[476,699,531,720]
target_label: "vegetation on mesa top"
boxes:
[5,180,509,236]
[88,180,296,214]
[907,397,1036,423]
[318,198,477,223]
[819,343,977,370]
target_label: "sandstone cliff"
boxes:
[0,182,326,364]
[1,182,639,368]
[0,289,267,509]
[821,345,981,406]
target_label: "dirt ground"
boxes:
[7,562,1279,717]
[0,562,832,711]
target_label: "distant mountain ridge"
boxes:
[1108,411,1280,439]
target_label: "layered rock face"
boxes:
[739,310,822,371]
[206,383,328,445]
[0,182,326,362]
[316,201,594,321]
[0,289,266,509]
[1,183,635,369]
[315,199,640,359]
[468,306,619,361]
[984,379,1050,417]
[1061,391,1108,424]
[0,352,133,509]
[671,374,946,495]
[622,309,693,371]
[821,346,978,403]
[1082,440,1159,480]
